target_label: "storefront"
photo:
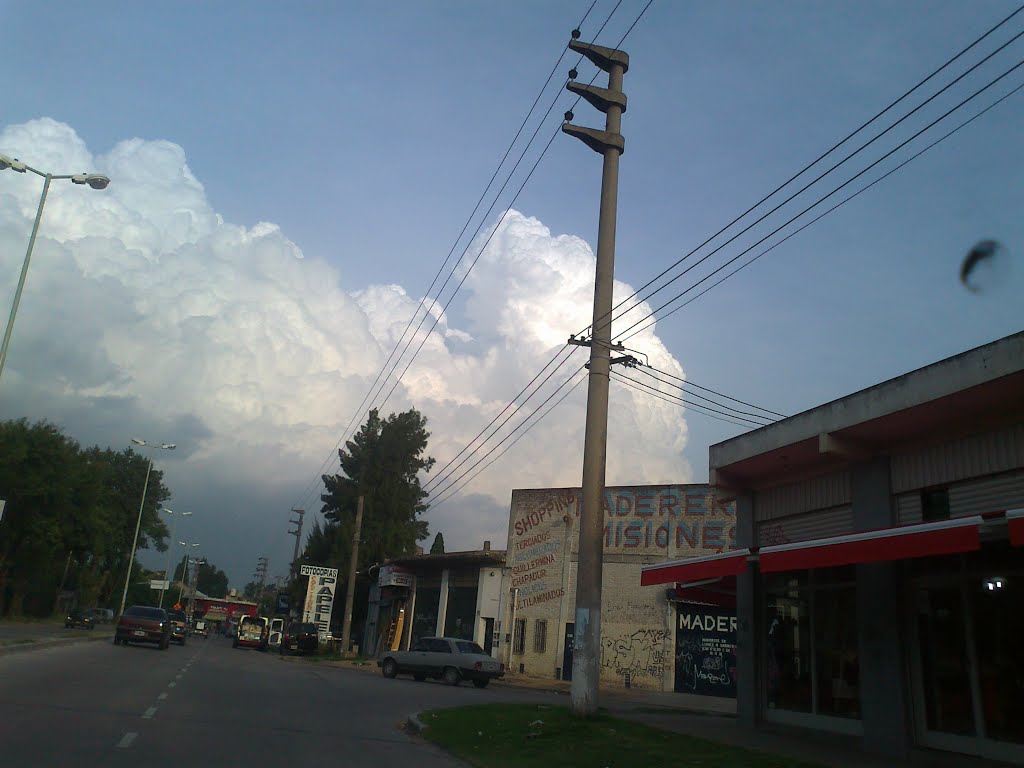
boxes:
[641,331,1024,762]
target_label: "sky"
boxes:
[1,1,1021,588]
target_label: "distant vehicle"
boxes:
[279,622,318,656]
[86,608,114,624]
[234,615,268,651]
[192,620,208,638]
[114,606,170,650]
[379,637,504,688]
[64,610,94,630]
[167,610,188,645]
[268,617,285,649]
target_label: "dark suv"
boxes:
[280,622,319,655]
[167,610,188,645]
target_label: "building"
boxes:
[504,484,736,693]
[362,545,507,659]
[641,331,1023,763]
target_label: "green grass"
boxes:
[418,704,823,768]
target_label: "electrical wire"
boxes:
[609,370,757,429]
[573,3,1024,340]
[642,365,788,418]
[429,369,589,510]
[611,370,769,426]
[621,79,1024,338]
[632,366,778,423]
[287,0,607,516]
[614,55,1024,341]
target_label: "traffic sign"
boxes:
[173,602,183,610]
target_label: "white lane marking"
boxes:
[168,681,176,688]
[175,674,182,680]
[117,732,137,749]
[142,706,157,719]
[158,692,168,700]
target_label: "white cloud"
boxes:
[0,118,691,579]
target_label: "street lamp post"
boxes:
[0,153,110,382]
[159,509,191,608]
[177,542,200,605]
[117,438,176,617]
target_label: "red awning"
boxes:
[640,549,750,586]
[757,516,983,573]
[674,576,737,609]
[1008,509,1024,547]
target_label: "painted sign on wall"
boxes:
[675,602,737,697]
[301,564,338,639]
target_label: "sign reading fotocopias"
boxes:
[300,564,338,639]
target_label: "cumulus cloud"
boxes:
[0,118,691,581]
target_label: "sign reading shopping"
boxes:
[300,564,338,639]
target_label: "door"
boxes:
[562,623,575,681]
[483,618,494,656]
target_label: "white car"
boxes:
[378,636,504,688]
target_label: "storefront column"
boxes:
[734,492,760,728]
[852,458,910,758]
[435,568,450,637]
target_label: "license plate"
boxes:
[133,630,146,637]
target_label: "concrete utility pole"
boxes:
[288,508,305,575]
[254,556,269,606]
[561,32,629,717]
[339,495,364,653]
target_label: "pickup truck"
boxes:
[379,636,504,688]
[114,605,171,649]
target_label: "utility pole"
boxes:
[339,495,364,654]
[561,31,629,717]
[288,508,305,575]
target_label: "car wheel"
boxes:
[413,673,426,682]
[381,658,399,679]
[472,678,489,689]
[443,667,461,686]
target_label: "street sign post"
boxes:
[149,579,170,590]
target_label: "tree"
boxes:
[430,532,445,554]
[174,558,229,599]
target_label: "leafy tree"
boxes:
[0,419,171,617]
[173,557,229,599]
[430,531,445,554]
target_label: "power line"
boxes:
[644,365,788,418]
[609,370,757,429]
[621,78,1024,338]
[611,369,771,427]
[614,55,1024,341]
[288,1,608,516]
[633,366,779,422]
[429,366,588,510]
[574,4,1024,341]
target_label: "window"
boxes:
[533,619,547,653]
[411,638,430,652]
[513,618,527,655]
[456,640,485,655]
[921,488,950,522]
[428,638,452,653]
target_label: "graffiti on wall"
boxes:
[601,628,669,680]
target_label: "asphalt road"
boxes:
[0,632,555,767]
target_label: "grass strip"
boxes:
[418,703,823,768]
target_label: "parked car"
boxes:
[279,622,319,656]
[65,610,94,630]
[379,637,504,687]
[192,619,208,638]
[87,608,114,624]
[114,606,171,649]
[167,609,188,645]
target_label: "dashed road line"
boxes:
[116,732,137,749]
[142,706,157,719]
[158,692,168,700]
[168,681,176,688]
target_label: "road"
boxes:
[0,632,556,767]
[0,618,106,643]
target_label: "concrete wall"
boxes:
[506,485,736,691]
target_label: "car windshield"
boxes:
[124,606,166,620]
[456,641,486,655]
[168,611,187,621]
[299,623,318,633]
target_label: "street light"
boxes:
[117,438,176,617]
[159,508,192,609]
[0,153,111,381]
[177,542,200,604]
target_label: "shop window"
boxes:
[766,571,859,719]
[513,618,527,655]
[534,619,547,653]
[921,488,950,522]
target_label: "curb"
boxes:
[0,633,111,657]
